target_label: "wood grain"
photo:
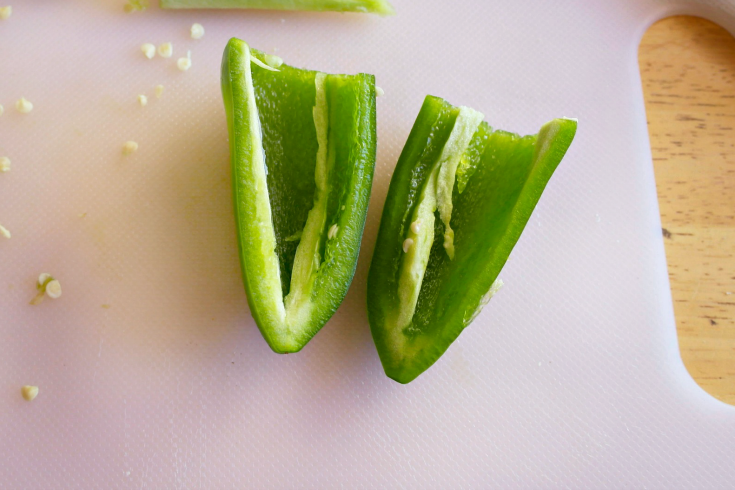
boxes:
[639,16,735,406]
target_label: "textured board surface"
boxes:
[1,0,734,487]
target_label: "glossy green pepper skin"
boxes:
[161,0,395,15]
[222,38,376,353]
[368,95,577,383]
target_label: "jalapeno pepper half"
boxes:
[368,95,577,383]
[222,38,376,352]
[162,0,394,15]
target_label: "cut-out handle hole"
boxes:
[639,15,735,406]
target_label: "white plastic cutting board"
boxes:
[1,0,734,488]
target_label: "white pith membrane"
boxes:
[386,116,570,353]
[464,278,504,326]
[284,72,330,324]
[240,48,330,339]
[392,107,484,335]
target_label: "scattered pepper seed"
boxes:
[0,157,10,172]
[158,42,173,58]
[45,280,62,299]
[191,23,205,40]
[264,54,283,69]
[141,43,156,59]
[124,0,148,12]
[0,224,10,238]
[177,50,192,71]
[376,86,385,97]
[122,141,138,156]
[30,273,55,305]
[21,385,39,401]
[155,85,164,98]
[250,56,279,72]
[15,97,33,114]
[410,219,421,234]
[328,224,339,240]
[0,6,11,20]
[138,94,148,107]
[403,238,414,253]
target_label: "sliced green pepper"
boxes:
[221,38,376,353]
[162,0,395,15]
[367,95,577,383]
